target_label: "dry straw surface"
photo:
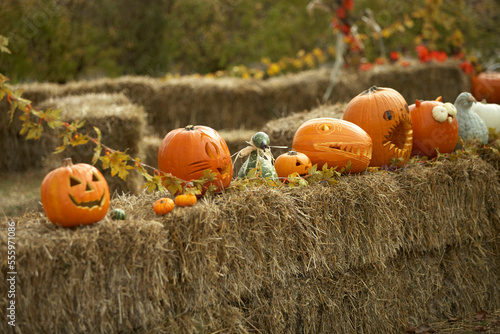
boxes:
[1,153,498,334]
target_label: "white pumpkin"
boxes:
[471,100,500,133]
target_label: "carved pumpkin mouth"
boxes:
[314,142,372,159]
[382,117,413,159]
[188,160,232,179]
[69,193,106,209]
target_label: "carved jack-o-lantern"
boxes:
[343,86,413,167]
[410,97,459,158]
[292,118,373,173]
[274,151,312,178]
[41,158,110,227]
[158,125,233,193]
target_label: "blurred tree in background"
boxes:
[0,0,498,83]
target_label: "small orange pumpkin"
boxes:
[41,158,110,227]
[274,151,312,178]
[292,118,372,173]
[471,71,500,104]
[158,125,233,194]
[409,97,459,158]
[153,197,175,215]
[175,194,197,207]
[343,86,413,167]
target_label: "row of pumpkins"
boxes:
[41,85,500,227]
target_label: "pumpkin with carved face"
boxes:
[409,97,458,158]
[158,125,233,194]
[292,118,373,173]
[343,86,413,167]
[274,150,312,178]
[41,158,110,227]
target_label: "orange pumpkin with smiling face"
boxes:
[274,151,312,178]
[41,158,110,227]
[292,118,372,173]
[343,86,413,167]
[158,125,233,194]
[409,97,459,158]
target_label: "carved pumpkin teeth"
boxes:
[69,193,105,209]
[317,142,371,158]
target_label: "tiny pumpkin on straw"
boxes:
[174,194,197,207]
[274,150,312,178]
[153,197,175,215]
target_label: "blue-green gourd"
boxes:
[237,132,278,181]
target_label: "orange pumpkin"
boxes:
[153,197,175,215]
[274,151,312,178]
[343,86,413,167]
[175,194,197,207]
[41,158,110,227]
[292,118,372,173]
[158,125,233,194]
[471,71,500,104]
[409,97,459,158]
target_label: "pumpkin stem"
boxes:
[362,86,380,95]
[185,125,196,131]
[62,158,73,167]
[436,96,442,102]
[288,150,298,155]
[415,99,421,107]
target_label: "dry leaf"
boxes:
[475,310,488,320]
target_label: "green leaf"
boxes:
[54,145,67,154]
[91,127,102,164]
[25,124,43,140]
[45,108,64,129]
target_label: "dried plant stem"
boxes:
[323,32,346,103]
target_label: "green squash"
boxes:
[237,132,278,181]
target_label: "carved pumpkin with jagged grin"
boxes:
[292,118,373,173]
[41,158,110,227]
[158,125,233,194]
[343,86,413,167]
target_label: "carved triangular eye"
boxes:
[92,173,100,182]
[70,176,82,187]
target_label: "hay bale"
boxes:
[149,77,269,135]
[39,93,147,195]
[0,97,48,172]
[10,62,470,139]
[1,62,471,174]
[1,154,498,334]
[367,61,470,103]
[264,68,362,118]
[263,102,347,148]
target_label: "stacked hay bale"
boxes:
[0,153,498,333]
[263,102,347,149]
[148,76,269,135]
[38,93,146,195]
[367,61,470,103]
